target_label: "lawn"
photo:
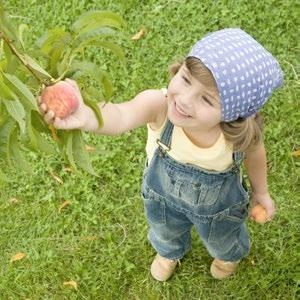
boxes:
[0,0,299,299]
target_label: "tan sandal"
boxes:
[150,254,180,281]
[210,258,240,279]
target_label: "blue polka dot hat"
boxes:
[187,28,284,122]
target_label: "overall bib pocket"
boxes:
[165,176,223,208]
[197,181,223,206]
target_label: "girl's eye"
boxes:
[202,96,213,106]
[181,76,191,85]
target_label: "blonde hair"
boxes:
[168,57,263,152]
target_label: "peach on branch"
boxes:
[41,81,80,118]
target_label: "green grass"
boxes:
[1,0,300,299]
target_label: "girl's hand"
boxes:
[38,78,99,132]
[250,192,276,222]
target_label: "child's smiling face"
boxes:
[166,63,222,133]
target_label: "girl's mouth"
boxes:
[173,100,191,118]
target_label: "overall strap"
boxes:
[232,151,245,172]
[156,120,174,156]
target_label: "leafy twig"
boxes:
[0,31,52,86]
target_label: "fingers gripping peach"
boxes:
[250,204,267,224]
[41,81,80,118]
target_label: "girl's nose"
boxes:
[177,95,193,109]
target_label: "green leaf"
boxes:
[55,130,68,153]
[65,131,80,173]
[73,27,117,49]
[36,28,71,54]
[7,125,33,174]
[55,47,76,80]
[2,36,32,75]
[26,110,55,154]
[28,126,55,155]
[30,110,50,133]
[18,24,28,50]
[0,58,8,71]
[3,98,26,135]
[99,70,113,98]
[71,10,125,34]
[49,46,73,78]
[2,42,19,74]
[3,73,38,110]
[2,43,11,62]
[36,29,73,78]
[0,73,18,100]
[0,116,14,156]
[82,95,104,128]
[85,86,104,100]
[0,6,20,47]
[21,54,54,82]
[70,60,113,98]
[71,130,98,176]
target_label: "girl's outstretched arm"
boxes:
[39,79,167,135]
[244,142,276,221]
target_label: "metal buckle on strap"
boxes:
[231,160,241,173]
[156,139,170,154]
[232,152,244,173]
[232,164,240,173]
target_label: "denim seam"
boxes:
[157,243,192,261]
[144,198,167,226]
[149,230,191,260]
[146,183,249,222]
[165,198,229,221]
[161,152,240,178]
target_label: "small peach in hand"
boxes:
[40,81,80,119]
[250,204,267,224]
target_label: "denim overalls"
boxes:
[141,120,250,262]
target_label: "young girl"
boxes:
[39,28,284,281]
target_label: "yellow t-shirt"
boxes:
[145,89,234,172]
